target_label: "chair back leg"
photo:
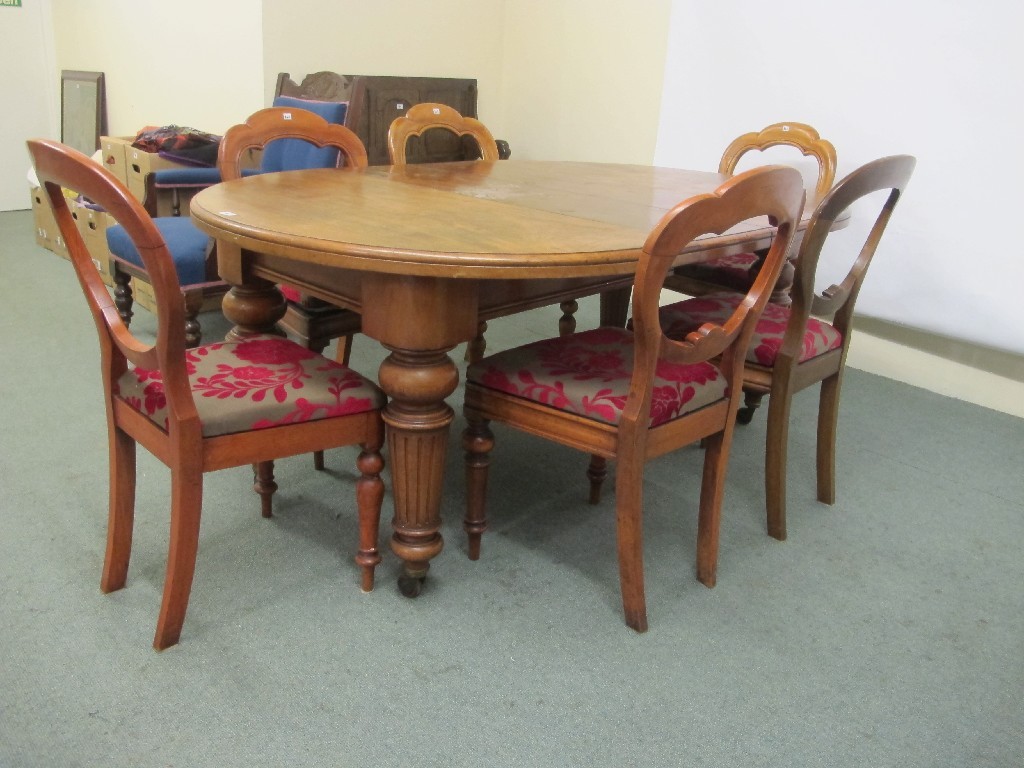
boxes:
[101,426,137,593]
[154,465,204,650]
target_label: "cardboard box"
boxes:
[130,277,224,317]
[99,136,131,187]
[124,142,191,205]
[30,186,57,250]
[31,188,113,284]
[71,204,113,287]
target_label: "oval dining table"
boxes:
[191,159,808,595]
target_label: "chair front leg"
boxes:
[462,415,494,560]
[253,461,277,519]
[587,455,608,504]
[614,460,648,632]
[355,440,386,592]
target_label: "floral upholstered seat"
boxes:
[659,292,843,368]
[116,335,385,437]
[467,327,728,428]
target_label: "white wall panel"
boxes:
[655,0,1024,354]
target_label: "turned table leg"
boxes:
[359,274,481,594]
[377,347,460,594]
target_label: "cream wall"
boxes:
[51,0,264,136]
[499,0,671,163]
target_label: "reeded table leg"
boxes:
[359,273,481,595]
[377,347,460,594]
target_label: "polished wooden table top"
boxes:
[192,160,786,280]
[191,159,799,595]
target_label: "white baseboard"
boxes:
[847,332,1024,418]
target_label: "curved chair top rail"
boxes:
[218,107,368,181]
[387,102,500,164]
[719,122,838,200]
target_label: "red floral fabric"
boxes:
[680,252,760,289]
[660,292,842,367]
[114,336,385,437]
[467,327,728,427]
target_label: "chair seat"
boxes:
[107,217,211,286]
[466,327,728,427]
[115,336,385,437]
[675,252,760,290]
[660,292,843,367]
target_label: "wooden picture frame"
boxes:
[61,70,106,155]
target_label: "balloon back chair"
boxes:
[28,138,387,650]
[657,154,916,541]
[462,165,806,632]
[663,122,836,303]
[106,98,355,350]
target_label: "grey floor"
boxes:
[1,209,1022,767]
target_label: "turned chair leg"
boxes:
[559,299,579,336]
[183,289,204,348]
[253,461,277,519]
[112,269,134,327]
[587,455,608,504]
[465,321,488,364]
[736,390,765,425]
[354,442,386,592]
[462,416,494,560]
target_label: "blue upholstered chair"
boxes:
[107,97,351,347]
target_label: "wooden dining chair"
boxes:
[219,107,368,361]
[387,102,513,362]
[28,138,387,650]
[219,106,372,470]
[461,165,806,632]
[663,122,837,304]
[389,103,577,363]
[657,154,916,541]
[387,101,501,165]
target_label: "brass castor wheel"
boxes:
[398,573,426,598]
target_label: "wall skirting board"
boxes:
[849,318,1024,418]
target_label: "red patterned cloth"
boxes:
[660,292,842,367]
[115,336,384,437]
[466,327,728,427]
[679,252,760,289]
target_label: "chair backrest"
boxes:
[784,154,916,357]
[719,122,838,201]
[626,165,806,431]
[219,107,368,182]
[260,97,352,173]
[387,102,500,164]
[27,139,198,425]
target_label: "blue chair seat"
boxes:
[107,217,211,286]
